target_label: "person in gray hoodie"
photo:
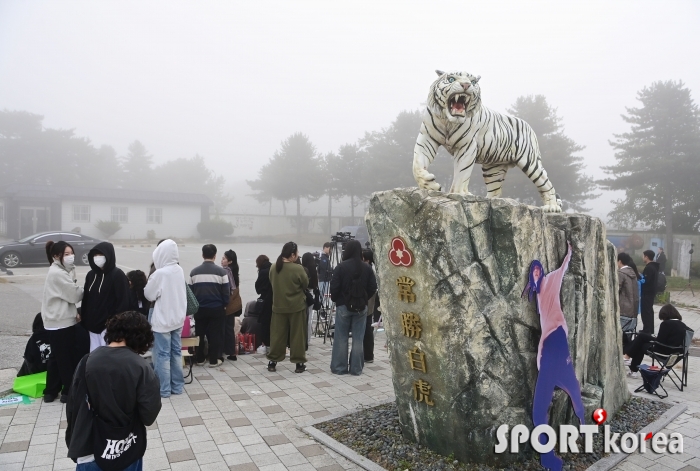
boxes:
[144,239,187,398]
[617,252,640,346]
[41,240,84,403]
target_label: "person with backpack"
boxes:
[640,250,661,334]
[266,242,309,373]
[617,253,640,346]
[66,311,161,471]
[329,240,377,376]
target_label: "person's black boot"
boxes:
[227,355,237,361]
[294,363,306,373]
[43,394,56,403]
[267,361,277,372]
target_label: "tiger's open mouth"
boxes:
[448,94,468,116]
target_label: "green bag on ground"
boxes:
[13,371,47,398]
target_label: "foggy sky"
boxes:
[1,1,699,219]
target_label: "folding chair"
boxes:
[181,337,200,385]
[635,363,675,399]
[645,328,694,392]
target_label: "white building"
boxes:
[1,184,212,240]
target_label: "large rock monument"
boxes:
[366,188,629,465]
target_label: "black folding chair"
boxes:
[645,328,694,392]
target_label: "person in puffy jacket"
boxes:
[81,242,130,351]
[41,240,84,403]
[617,252,640,346]
[144,239,187,398]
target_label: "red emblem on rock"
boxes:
[389,237,414,267]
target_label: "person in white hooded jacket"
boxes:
[144,239,187,398]
[41,240,84,403]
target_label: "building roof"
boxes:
[4,184,213,206]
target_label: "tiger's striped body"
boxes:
[413,70,561,212]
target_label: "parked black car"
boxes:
[0,232,103,268]
[339,225,370,248]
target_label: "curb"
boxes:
[298,399,393,471]
[299,400,687,471]
[584,403,688,471]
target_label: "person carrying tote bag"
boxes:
[222,250,242,360]
[66,311,161,471]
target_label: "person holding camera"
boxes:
[318,242,333,306]
[330,240,377,376]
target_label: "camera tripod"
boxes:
[313,232,354,344]
[679,245,695,296]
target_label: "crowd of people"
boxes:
[28,236,378,469]
[617,247,691,379]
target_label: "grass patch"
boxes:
[667,276,700,290]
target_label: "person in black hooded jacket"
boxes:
[255,255,273,348]
[81,242,130,352]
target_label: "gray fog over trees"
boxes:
[601,80,700,266]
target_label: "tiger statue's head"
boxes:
[428,70,482,123]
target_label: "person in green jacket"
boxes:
[267,242,309,373]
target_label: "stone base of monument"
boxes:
[365,189,631,465]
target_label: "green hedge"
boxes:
[197,218,234,239]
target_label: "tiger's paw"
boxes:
[415,171,442,192]
[542,203,562,213]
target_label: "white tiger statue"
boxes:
[413,70,562,212]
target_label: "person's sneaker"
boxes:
[227,355,237,361]
[365,359,374,363]
[43,394,56,403]
[267,361,277,372]
[294,363,306,373]
[195,360,206,366]
[208,359,223,368]
[623,357,632,366]
[627,371,639,379]
[60,394,68,404]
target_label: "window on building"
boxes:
[147,208,162,224]
[72,205,90,222]
[111,207,128,223]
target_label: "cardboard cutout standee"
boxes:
[522,242,586,471]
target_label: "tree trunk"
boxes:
[328,194,333,236]
[296,195,301,237]
[351,194,355,220]
[665,186,673,274]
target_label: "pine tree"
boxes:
[503,95,597,211]
[121,140,154,189]
[601,80,700,267]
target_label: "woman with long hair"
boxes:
[255,255,273,349]
[301,252,319,346]
[127,270,150,317]
[222,249,242,361]
[41,240,84,403]
[266,242,308,373]
[330,240,377,375]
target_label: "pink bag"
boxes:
[181,316,192,351]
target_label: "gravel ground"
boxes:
[315,397,672,471]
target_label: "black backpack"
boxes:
[346,269,368,312]
[656,272,667,293]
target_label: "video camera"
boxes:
[330,231,354,244]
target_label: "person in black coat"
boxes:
[655,247,667,274]
[127,270,150,317]
[623,304,690,377]
[255,255,273,347]
[640,250,660,334]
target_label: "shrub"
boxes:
[197,218,234,239]
[95,220,121,238]
[146,229,156,240]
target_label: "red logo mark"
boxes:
[389,237,414,267]
[592,408,607,425]
[644,432,653,441]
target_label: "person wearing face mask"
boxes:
[41,241,84,403]
[81,242,130,352]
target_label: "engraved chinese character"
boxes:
[413,379,434,406]
[397,276,416,303]
[408,347,427,373]
[401,312,422,339]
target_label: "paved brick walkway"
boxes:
[2,307,700,470]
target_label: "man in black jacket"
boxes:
[655,247,667,274]
[329,240,377,376]
[81,242,130,352]
[640,250,660,334]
